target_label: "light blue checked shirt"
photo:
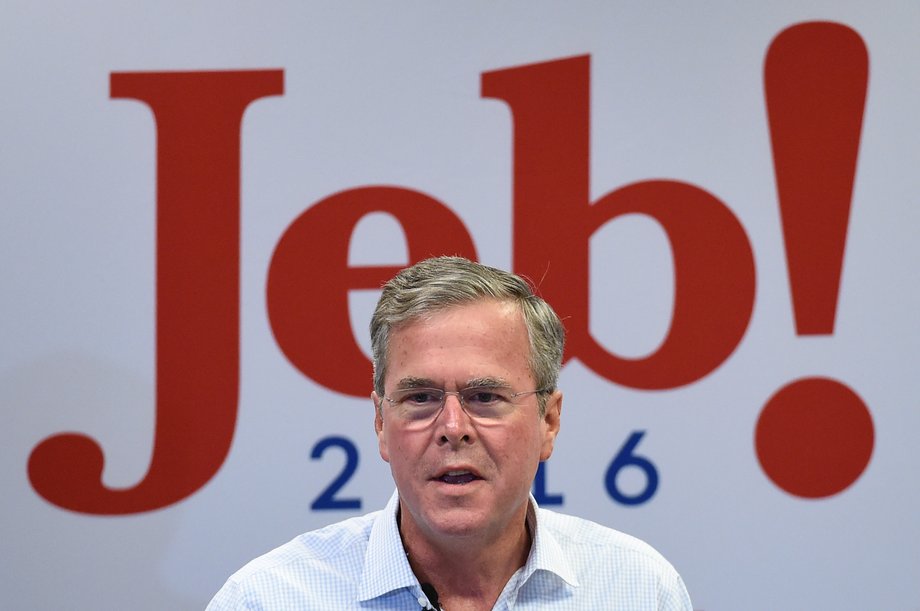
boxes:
[207,492,692,610]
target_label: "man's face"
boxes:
[373,299,561,545]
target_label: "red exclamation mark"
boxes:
[755,22,874,498]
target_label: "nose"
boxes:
[436,393,473,447]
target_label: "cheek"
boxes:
[384,431,424,467]
[490,429,541,470]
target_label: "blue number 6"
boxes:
[604,431,659,506]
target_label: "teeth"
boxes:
[446,470,470,476]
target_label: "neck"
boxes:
[400,506,533,610]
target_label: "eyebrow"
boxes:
[465,377,510,389]
[394,377,438,390]
[393,376,511,390]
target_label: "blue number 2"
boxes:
[310,436,362,510]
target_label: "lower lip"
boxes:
[433,477,483,489]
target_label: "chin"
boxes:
[421,506,491,538]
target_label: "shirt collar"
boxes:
[520,495,580,588]
[356,491,580,602]
[357,491,419,602]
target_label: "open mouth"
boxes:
[436,470,482,485]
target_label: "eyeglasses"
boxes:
[382,385,548,426]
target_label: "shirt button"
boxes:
[417,595,428,607]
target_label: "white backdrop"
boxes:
[2,2,919,610]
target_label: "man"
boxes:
[208,256,692,610]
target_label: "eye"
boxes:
[400,390,442,406]
[463,388,509,405]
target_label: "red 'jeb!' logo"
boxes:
[28,21,873,515]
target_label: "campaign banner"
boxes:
[2,2,918,609]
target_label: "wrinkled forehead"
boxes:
[389,298,525,336]
[385,300,532,373]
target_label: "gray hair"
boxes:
[370,256,565,412]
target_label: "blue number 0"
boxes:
[604,431,659,506]
[310,436,362,510]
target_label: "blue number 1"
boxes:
[532,461,564,506]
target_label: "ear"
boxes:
[539,390,562,461]
[372,392,390,463]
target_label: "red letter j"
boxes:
[27,70,284,514]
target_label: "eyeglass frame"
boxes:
[379,384,550,424]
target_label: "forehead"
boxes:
[385,300,533,387]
